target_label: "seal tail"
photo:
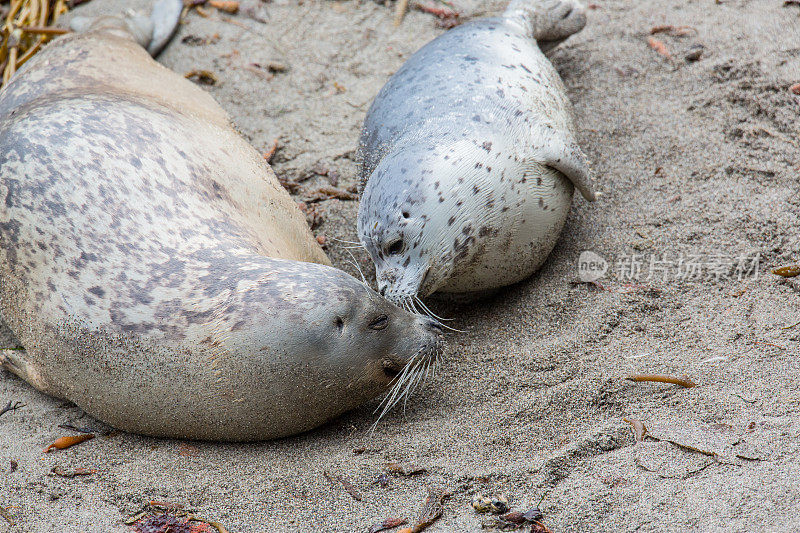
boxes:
[503,0,587,51]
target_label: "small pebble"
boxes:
[489,495,510,514]
[472,493,509,514]
[685,44,704,62]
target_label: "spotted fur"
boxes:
[357,0,595,302]
[0,22,442,441]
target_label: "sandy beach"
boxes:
[1,0,799,531]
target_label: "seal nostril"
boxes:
[382,358,402,379]
[561,6,573,19]
[380,286,387,296]
[426,319,444,335]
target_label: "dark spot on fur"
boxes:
[87,286,105,298]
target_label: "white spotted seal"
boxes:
[357,0,596,304]
[0,2,442,441]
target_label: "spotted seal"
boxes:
[357,0,596,304]
[0,2,442,441]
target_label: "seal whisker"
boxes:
[413,296,455,322]
[399,297,416,316]
[397,360,425,412]
[408,297,423,316]
[414,296,465,333]
[344,250,380,304]
[375,357,415,413]
[401,363,425,411]
[371,369,411,429]
[344,249,370,285]
[329,236,365,246]
[372,345,430,428]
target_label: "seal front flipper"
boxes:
[1,349,64,399]
[529,126,596,202]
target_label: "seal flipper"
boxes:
[69,0,182,57]
[70,13,153,49]
[503,0,587,51]
[1,349,66,400]
[2,348,33,384]
[147,0,183,57]
[529,127,596,201]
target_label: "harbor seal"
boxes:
[357,0,596,305]
[0,2,443,441]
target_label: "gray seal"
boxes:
[357,0,596,305]
[0,3,442,441]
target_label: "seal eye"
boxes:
[334,316,344,332]
[369,314,389,330]
[386,239,404,256]
[402,211,410,219]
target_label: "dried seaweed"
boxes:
[1,0,73,87]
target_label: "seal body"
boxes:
[0,16,442,441]
[357,0,596,304]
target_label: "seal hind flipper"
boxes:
[147,0,183,57]
[503,0,587,51]
[69,0,182,57]
[531,127,596,201]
